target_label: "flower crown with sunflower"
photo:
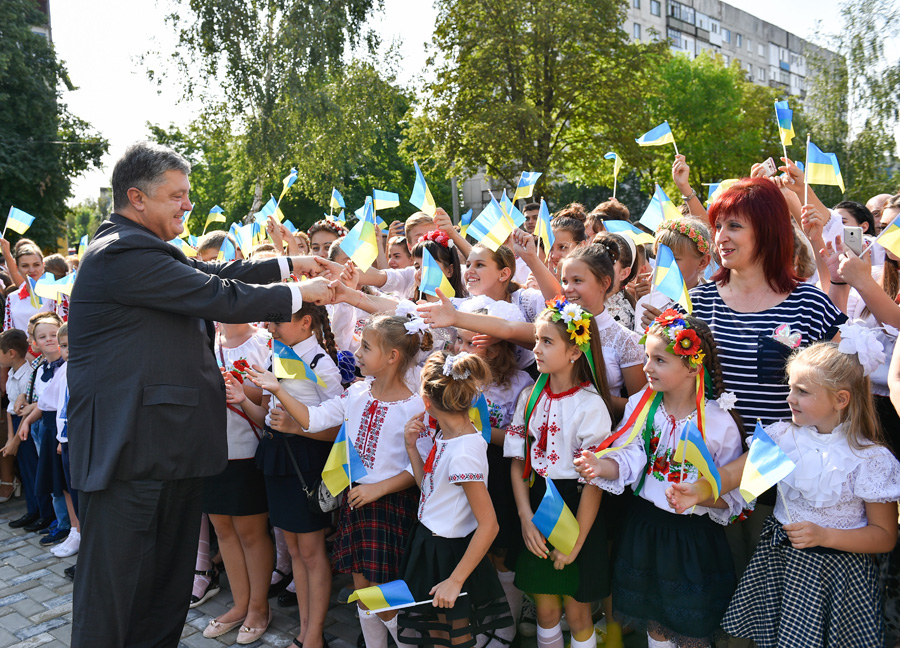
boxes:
[641,308,705,368]
[545,297,593,352]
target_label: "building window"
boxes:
[758,43,765,56]
[667,27,683,49]
[668,1,695,24]
[711,23,719,33]
[758,68,766,81]
[747,38,752,52]
[736,33,742,48]
[723,28,731,43]
[633,0,641,9]
[651,0,660,16]
[634,22,641,39]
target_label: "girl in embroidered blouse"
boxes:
[503,300,613,648]
[668,333,900,648]
[575,312,744,648]
[247,312,430,648]
[399,351,512,648]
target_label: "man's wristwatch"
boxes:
[681,189,697,203]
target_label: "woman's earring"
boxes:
[570,358,575,364]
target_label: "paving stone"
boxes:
[0,627,20,648]
[15,617,68,640]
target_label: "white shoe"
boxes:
[52,529,80,557]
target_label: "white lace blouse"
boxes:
[767,421,900,529]
[594,309,645,395]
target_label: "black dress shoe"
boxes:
[8,512,39,529]
[64,565,76,579]
[23,516,54,532]
[268,568,291,598]
[277,589,298,608]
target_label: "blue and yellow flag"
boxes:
[322,422,368,497]
[34,272,64,302]
[467,194,516,251]
[330,187,345,211]
[254,196,284,224]
[179,211,193,238]
[233,222,260,257]
[373,189,400,211]
[806,141,845,193]
[279,167,298,201]
[272,339,326,387]
[635,122,675,147]
[604,152,622,181]
[500,190,526,227]
[877,212,900,258]
[459,209,473,238]
[5,207,35,235]
[348,580,416,612]
[673,419,721,500]
[24,275,41,309]
[217,236,236,261]
[329,210,346,227]
[512,171,542,203]
[602,219,654,246]
[654,243,692,313]
[706,179,739,207]
[420,247,455,298]
[204,205,226,232]
[532,477,579,555]
[469,393,491,444]
[410,161,437,217]
[168,236,198,258]
[739,421,796,503]
[774,101,795,147]
[340,198,379,271]
[77,234,88,259]
[535,199,555,254]
[638,184,681,231]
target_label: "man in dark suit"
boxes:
[67,142,331,647]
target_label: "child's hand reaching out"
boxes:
[665,480,711,513]
[246,365,281,395]
[574,450,601,480]
[222,369,246,405]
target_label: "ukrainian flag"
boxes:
[774,101,795,146]
[739,421,796,503]
[531,477,579,555]
[205,205,226,231]
[467,195,516,252]
[77,235,88,258]
[373,189,400,211]
[322,422,368,497]
[279,167,298,201]
[24,275,41,309]
[469,393,491,444]
[254,196,285,224]
[420,247,455,298]
[330,210,346,227]
[272,339,326,387]
[234,222,259,257]
[168,237,198,258]
[535,199,555,254]
[217,236,236,261]
[282,219,297,233]
[654,244,692,313]
[340,198,379,271]
[5,207,35,235]
[34,273,64,301]
[459,209,473,238]
[55,272,76,297]
[673,420,722,500]
[356,201,388,231]
[806,141,845,193]
[877,213,900,257]
[635,122,675,147]
[638,184,681,231]
[330,187,345,211]
[707,179,739,207]
[410,161,437,217]
[179,211,193,238]
[512,171,542,203]
[604,152,622,181]
[602,219,654,246]
[348,580,416,612]
[500,190,526,227]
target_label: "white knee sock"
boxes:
[536,623,564,648]
[569,630,597,648]
[646,633,676,648]
[359,607,388,648]
[383,614,415,648]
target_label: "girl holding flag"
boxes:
[668,332,900,648]
[575,312,744,648]
[503,299,613,648]
[225,303,343,646]
[4,242,53,332]
[249,311,429,648]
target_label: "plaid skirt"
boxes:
[723,515,884,648]
[331,486,418,583]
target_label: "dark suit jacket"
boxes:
[68,214,293,492]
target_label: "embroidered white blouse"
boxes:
[306,381,425,485]
[217,329,272,459]
[594,309,645,395]
[590,391,745,525]
[767,421,900,529]
[504,382,613,480]
[418,433,489,538]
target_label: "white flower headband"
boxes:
[443,352,471,381]
[395,299,429,336]
[837,322,885,377]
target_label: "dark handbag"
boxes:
[281,435,340,515]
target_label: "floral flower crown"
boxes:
[657,219,710,255]
[642,308,706,368]
[311,219,348,237]
[418,229,453,248]
[545,297,593,352]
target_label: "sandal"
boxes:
[268,567,292,598]
[189,568,220,608]
[0,478,21,503]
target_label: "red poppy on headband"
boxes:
[673,329,701,357]
[655,308,684,327]
[419,230,451,248]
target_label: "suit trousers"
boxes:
[15,428,53,519]
[71,477,203,648]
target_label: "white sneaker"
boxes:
[52,529,80,557]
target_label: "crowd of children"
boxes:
[4,157,900,648]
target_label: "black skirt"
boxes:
[723,515,883,648]
[613,496,735,646]
[508,476,609,603]
[398,522,512,648]
[202,458,268,517]
[486,444,517,554]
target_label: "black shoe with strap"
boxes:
[268,567,292,598]
[188,568,220,608]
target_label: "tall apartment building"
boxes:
[627,0,820,97]
[32,0,52,41]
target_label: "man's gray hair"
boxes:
[112,141,191,211]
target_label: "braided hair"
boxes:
[294,303,339,367]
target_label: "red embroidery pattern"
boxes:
[449,473,484,483]
[356,398,387,469]
[507,424,526,439]
[418,442,447,519]
[547,450,560,464]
